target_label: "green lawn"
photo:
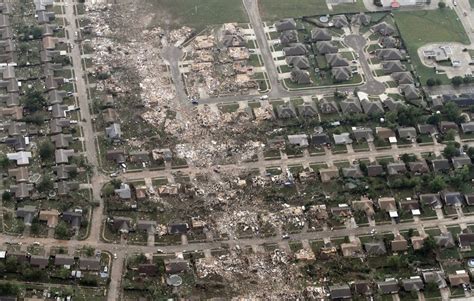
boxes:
[394,9,470,85]
[259,0,366,20]
[149,0,248,30]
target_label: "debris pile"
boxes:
[195,251,304,298]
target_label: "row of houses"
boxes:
[274,94,409,119]
[0,249,101,271]
[16,205,82,229]
[1,1,83,201]
[317,154,471,184]
[109,216,202,236]
[285,122,471,149]
[327,269,471,300]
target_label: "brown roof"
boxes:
[448,272,470,286]
[411,235,426,250]
[38,209,59,227]
[391,234,408,252]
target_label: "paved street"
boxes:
[120,141,472,182]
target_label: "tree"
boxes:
[5,256,18,273]
[468,147,474,158]
[438,1,446,7]
[400,153,416,163]
[430,175,447,192]
[2,191,11,202]
[0,154,9,170]
[443,102,464,123]
[443,143,460,159]
[451,76,463,86]
[419,235,437,255]
[37,176,53,193]
[22,90,46,113]
[426,78,436,86]
[426,114,441,125]
[39,141,55,162]
[55,223,69,239]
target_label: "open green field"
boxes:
[394,9,470,85]
[150,0,248,30]
[258,0,366,20]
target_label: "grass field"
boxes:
[258,0,366,20]
[150,0,248,30]
[394,9,470,85]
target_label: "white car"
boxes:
[113,253,117,259]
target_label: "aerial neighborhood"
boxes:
[0,0,473,299]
